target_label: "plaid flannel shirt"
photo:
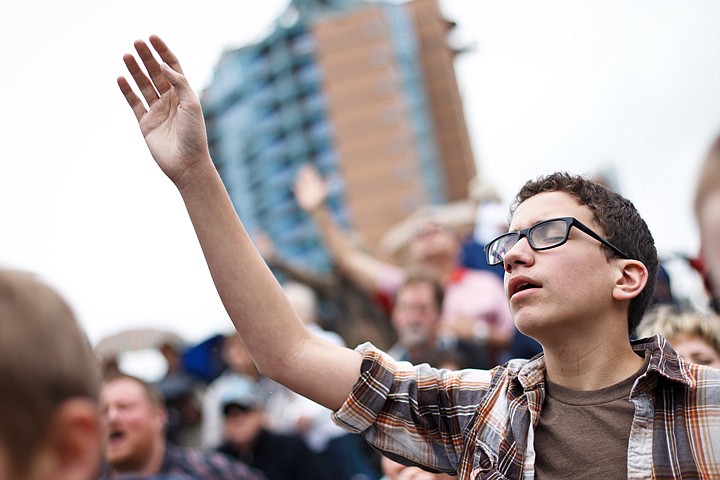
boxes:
[333,335,720,479]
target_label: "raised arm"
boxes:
[117,36,361,410]
[294,165,398,294]
[254,231,335,291]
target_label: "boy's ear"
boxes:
[612,259,648,301]
[39,398,102,480]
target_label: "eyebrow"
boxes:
[507,217,550,232]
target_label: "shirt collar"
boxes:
[512,334,693,392]
[631,334,694,392]
[515,354,546,390]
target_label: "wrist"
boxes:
[174,153,216,194]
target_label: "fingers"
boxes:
[118,35,190,114]
[118,35,195,122]
[117,76,147,123]
[120,35,184,105]
[133,40,171,95]
[149,35,185,75]
[159,62,194,104]
[123,52,160,108]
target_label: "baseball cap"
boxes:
[218,375,267,414]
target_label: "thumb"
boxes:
[160,63,192,99]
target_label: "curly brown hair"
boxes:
[511,172,658,334]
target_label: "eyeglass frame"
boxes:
[483,216,630,267]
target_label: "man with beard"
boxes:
[98,374,265,479]
[388,268,491,370]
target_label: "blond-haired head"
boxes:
[637,305,720,368]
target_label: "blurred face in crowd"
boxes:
[100,378,166,473]
[222,334,259,377]
[223,404,264,451]
[669,333,720,368]
[392,281,441,349]
[698,190,720,301]
[408,223,459,265]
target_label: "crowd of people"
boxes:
[3,34,720,480]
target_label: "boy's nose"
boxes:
[503,237,534,272]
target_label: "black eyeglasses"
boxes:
[483,216,629,266]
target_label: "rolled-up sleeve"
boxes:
[333,343,492,472]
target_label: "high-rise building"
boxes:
[202,0,476,273]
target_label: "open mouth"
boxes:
[509,278,541,298]
[516,283,538,293]
[108,430,125,444]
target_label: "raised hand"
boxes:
[253,230,277,262]
[293,164,328,213]
[117,35,210,189]
[115,35,363,416]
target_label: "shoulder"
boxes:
[635,335,720,394]
[164,444,217,466]
[681,363,720,393]
[354,342,529,398]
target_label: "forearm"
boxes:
[309,207,386,293]
[267,256,334,291]
[177,158,361,410]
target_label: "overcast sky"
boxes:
[2,0,720,347]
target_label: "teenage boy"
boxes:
[117,35,720,479]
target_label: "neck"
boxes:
[400,329,439,354]
[543,338,642,391]
[232,434,260,454]
[113,439,166,477]
[415,258,456,284]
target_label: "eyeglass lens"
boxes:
[486,219,570,265]
[530,220,569,248]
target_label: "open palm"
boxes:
[117,35,209,188]
[294,164,329,213]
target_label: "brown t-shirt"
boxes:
[534,356,649,480]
